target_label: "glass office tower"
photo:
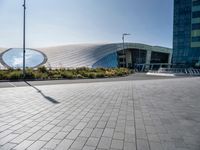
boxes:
[173,0,200,67]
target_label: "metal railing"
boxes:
[149,68,200,76]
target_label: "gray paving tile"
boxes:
[124,142,136,150]
[54,131,69,140]
[0,77,200,150]
[66,130,81,140]
[82,145,96,150]
[97,137,112,149]
[102,128,114,138]
[41,124,55,131]
[125,133,135,143]
[149,142,163,150]
[79,128,93,137]
[49,126,62,133]
[111,139,124,149]
[43,139,61,149]
[0,134,19,145]
[86,137,100,147]
[55,139,73,150]
[148,133,160,142]
[40,132,57,141]
[137,139,150,150]
[27,141,46,150]
[1,143,17,150]
[11,132,33,144]
[13,140,34,150]
[70,137,87,149]
[28,130,47,141]
[113,131,124,140]
[75,122,87,130]
[0,130,13,139]
[91,128,104,137]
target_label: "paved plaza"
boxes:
[0,77,200,150]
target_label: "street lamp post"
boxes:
[22,0,26,78]
[122,33,131,68]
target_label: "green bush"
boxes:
[96,72,105,78]
[7,68,14,73]
[38,66,48,73]
[25,68,35,79]
[76,74,84,79]
[76,67,90,71]
[34,72,48,79]
[0,67,131,80]
[0,71,6,80]
[61,71,75,79]
[52,74,62,79]
[129,69,135,74]
[80,71,89,78]
[93,68,107,72]
[8,71,23,80]
[88,73,96,79]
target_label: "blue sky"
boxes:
[0,0,173,48]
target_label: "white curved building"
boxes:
[0,43,172,69]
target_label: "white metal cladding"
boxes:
[0,43,172,69]
[38,43,172,68]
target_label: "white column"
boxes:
[126,50,132,67]
[145,50,152,70]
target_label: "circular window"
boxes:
[0,48,47,68]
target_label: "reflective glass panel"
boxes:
[2,48,45,68]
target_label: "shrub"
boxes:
[105,70,115,77]
[76,74,84,79]
[80,71,89,78]
[96,72,105,78]
[0,67,131,80]
[0,71,6,80]
[38,66,48,73]
[88,73,96,79]
[116,72,123,76]
[129,69,135,74]
[7,68,14,73]
[76,67,89,71]
[61,71,75,79]
[52,74,62,79]
[8,71,23,80]
[25,68,35,79]
[34,72,48,79]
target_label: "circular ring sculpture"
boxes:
[0,48,48,69]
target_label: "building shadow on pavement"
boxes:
[24,81,60,104]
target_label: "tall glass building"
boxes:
[173,0,200,67]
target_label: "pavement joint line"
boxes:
[132,81,138,150]
[8,82,17,87]
[139,90,151,150]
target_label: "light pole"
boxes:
[122,33,131,68]
[22,0,26,78]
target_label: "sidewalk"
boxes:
[0,77,199,150]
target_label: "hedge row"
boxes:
[0,67,133,80]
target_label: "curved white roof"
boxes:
[38,43,171,68]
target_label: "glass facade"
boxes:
[173,0,200,67]
[92,52,118,68]
[131,49,147,64]
[150,52,169,63]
